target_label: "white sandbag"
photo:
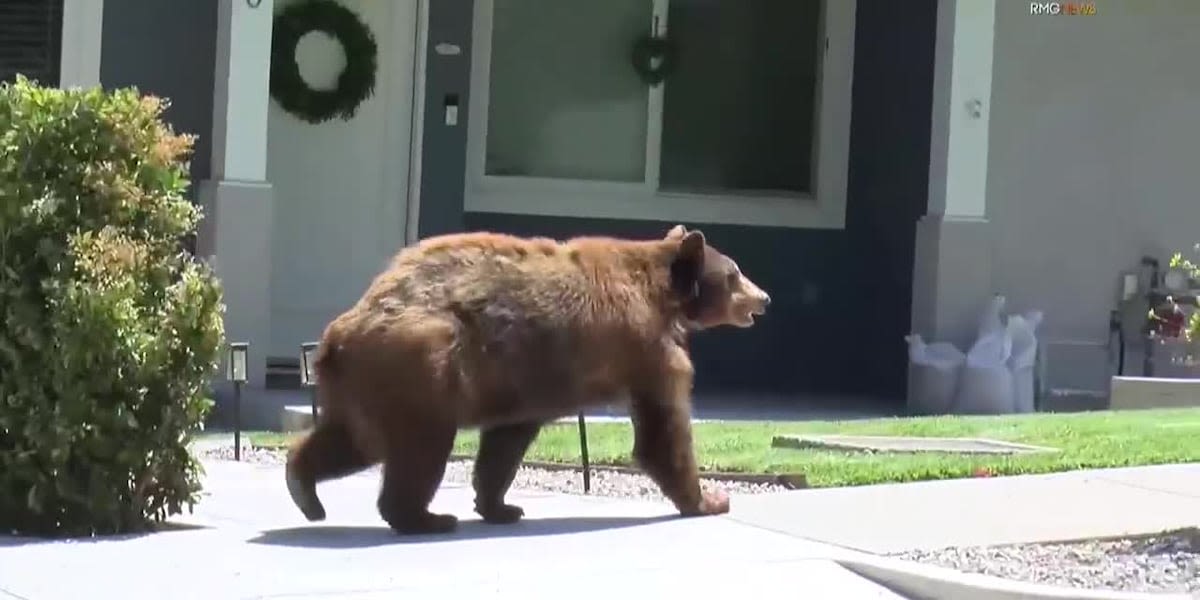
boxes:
[905,334,965,415]
[1007,311,1043,413]
[977,295,1007,340]
[956,319,1015,414]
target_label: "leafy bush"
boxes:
[0,76,225,537]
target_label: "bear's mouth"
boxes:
[735,304,767,327]
[734,309,760,327]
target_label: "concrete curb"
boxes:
[834,553,1192,600]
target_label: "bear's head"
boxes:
[665,224,771,329]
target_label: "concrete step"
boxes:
[281,404,320,432]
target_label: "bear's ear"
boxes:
[665,224,688,240]
[670,229,706,300]
[679,229,705,257]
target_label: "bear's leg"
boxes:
[376,419,459,535]
[285,417,374,522]
[629,393,730,518]
[472,420,543,524]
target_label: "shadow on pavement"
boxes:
[247,514,676,548]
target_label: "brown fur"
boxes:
[284,225,770,534]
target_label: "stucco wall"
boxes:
[987,0,1200,391]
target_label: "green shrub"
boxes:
[0,76,225,537]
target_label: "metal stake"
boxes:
[309,386,319,425]
[577,411,591,493]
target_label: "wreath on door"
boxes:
[269,0,378,124]
[630,33,678,86]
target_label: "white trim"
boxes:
[643,0,669,191]
[210,0,274,182]
[464,0,856,229]
[926,0,995,219]
[405,0,430,245]
[59,0,104,88]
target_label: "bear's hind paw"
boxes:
[386,512,459,535]
[474,502,525,525]
[286,472,327,522]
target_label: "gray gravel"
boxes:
[193,444,789,502]
[892,530,1200,596]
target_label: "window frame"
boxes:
[463,0,856,229]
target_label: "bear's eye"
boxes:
[726,271,739,287]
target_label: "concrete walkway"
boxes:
[0,459,904,599]
[729,462,1200,554]
[4,460,1197,599]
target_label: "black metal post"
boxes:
[300,341,319,427]
[1144,333,1156,377]
[233,380,242,462]
[577,411,591,493]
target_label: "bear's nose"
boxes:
[762,293,771,306]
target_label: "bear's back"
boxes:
[358,232,672,421]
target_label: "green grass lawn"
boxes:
[241,407,1200,488]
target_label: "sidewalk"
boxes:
[3,459,1195,599]
[0,459,903,600]
[727,462,1200,554]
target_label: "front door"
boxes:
[266,0,422,359]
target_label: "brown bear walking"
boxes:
[284,225,770,534]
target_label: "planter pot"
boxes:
[1146,336,1200,378]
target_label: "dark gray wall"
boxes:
[442,0,940,402]
[841,0,939,399]
[99,0,218,198]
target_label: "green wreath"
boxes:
[269,0,378,124]
[630,33,678,86]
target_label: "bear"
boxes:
[283,224,771,535]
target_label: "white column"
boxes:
[199,0,276,391]
[926,0,996,219]
[910,0,998,358]
[211,0,274,182]
[58,0,104,88]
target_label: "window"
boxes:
[0,0,63,86]
[466,0,855,229]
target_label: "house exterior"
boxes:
[5,0,1196,418]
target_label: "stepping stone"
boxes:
[771,434,1059,455]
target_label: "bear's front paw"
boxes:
[697,487,731,516]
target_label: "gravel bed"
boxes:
[194,444,789,502]
[891,530,1200,596]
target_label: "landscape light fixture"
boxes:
[226,342,249,461]
[300,341,320,424]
